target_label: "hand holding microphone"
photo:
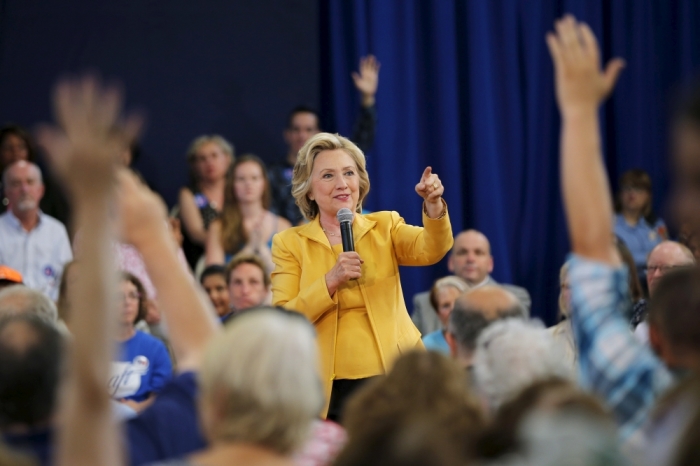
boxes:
[324,208,363,295]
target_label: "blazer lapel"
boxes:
[353,213,377,246]
[297,217,331,250]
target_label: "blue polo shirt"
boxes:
[614,214,666,274]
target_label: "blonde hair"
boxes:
[186,135,234,186]
[199,308,322,454]
[220,155,271,254]
[429,276,470,312]
[292,133,370,220]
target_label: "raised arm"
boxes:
[546,16,625,265]
[119,171,220,372]
[37,75,143,466]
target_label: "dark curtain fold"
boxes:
[321,0,700,324]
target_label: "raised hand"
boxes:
[352,55,381,107]
[415,167,445,218]
[546,15,625,115]
[36,75,143,198]
[325,252,364,296]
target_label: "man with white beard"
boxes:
[0,161,72,300]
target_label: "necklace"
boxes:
[322,227,338,237]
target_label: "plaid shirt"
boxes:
[568,256,674,445]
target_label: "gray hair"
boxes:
[199,307,322,454]
[0,285,57,324]
[2,161,43,188]
[473,318,573,411]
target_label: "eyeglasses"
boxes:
[621,185,647,193]
[647,265,678,274]
[117,292,141,301]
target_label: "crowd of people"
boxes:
[1,15,700,466]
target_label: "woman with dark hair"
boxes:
[205,154,291,271]
[614,169,668,282]
[110,272,173,413]
[199,264,230,319]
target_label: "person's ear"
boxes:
[487,255,494,274]
[447,253,455,273]
[445,331,458,358]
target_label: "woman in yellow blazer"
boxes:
[271,132,453,420]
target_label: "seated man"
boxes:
[0,284,58,323]
[0,161,72,300]
[630,241,695,337]
[445,286,524,374]
[413,229,531,335]
[269,56,379,225]
[222,254,271,321]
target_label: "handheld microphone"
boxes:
[337,208,355,252]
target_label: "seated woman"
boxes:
[178,135,234,269]
[422,276,469,354]
[271,132,453,420]
[110,272,173,413]
[151,308,323,466]
[614,169,667,289]
[206,155,291,271]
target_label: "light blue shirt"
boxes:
[614,214,665,274]
[422,329,450,355]
[0,210,73,300]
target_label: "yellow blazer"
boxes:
[271,205,453,416]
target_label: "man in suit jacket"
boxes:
[412,229,531,335]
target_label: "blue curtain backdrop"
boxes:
[320,0,700,324]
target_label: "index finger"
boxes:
[421,167,432,182]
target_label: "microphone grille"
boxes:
[336,208,354,224]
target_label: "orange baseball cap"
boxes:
[0,266,23,284]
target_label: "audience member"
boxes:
[337,351,485,466]
[0,161,72,300]
[178,135,234,269]
[0,124,70,227]
[548,261,577,370]
[421,276,469,354]
[631,241,695,336]
[412,229,531,335]
[150,309,323,466]
[473,318,573,412]
[0,265,23,291]
[205,154,291,272]
[0,314,63,466]
[110,272,172,413]
[546,16,700,461]
[614,168,668,286]
[271,132,452,420]
[224,254,271,321]
[0,285,58,323]
[476,377,616,462]
[269,55,379,225]
[199,265,230,319]
[444,286,524,374]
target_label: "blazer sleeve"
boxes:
[271,232,338,323]
[390,201,454,266]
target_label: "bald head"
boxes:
[647,241,696,295]
[446,286,525,358]
[455,286,525,321]
[449,230,494,285]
